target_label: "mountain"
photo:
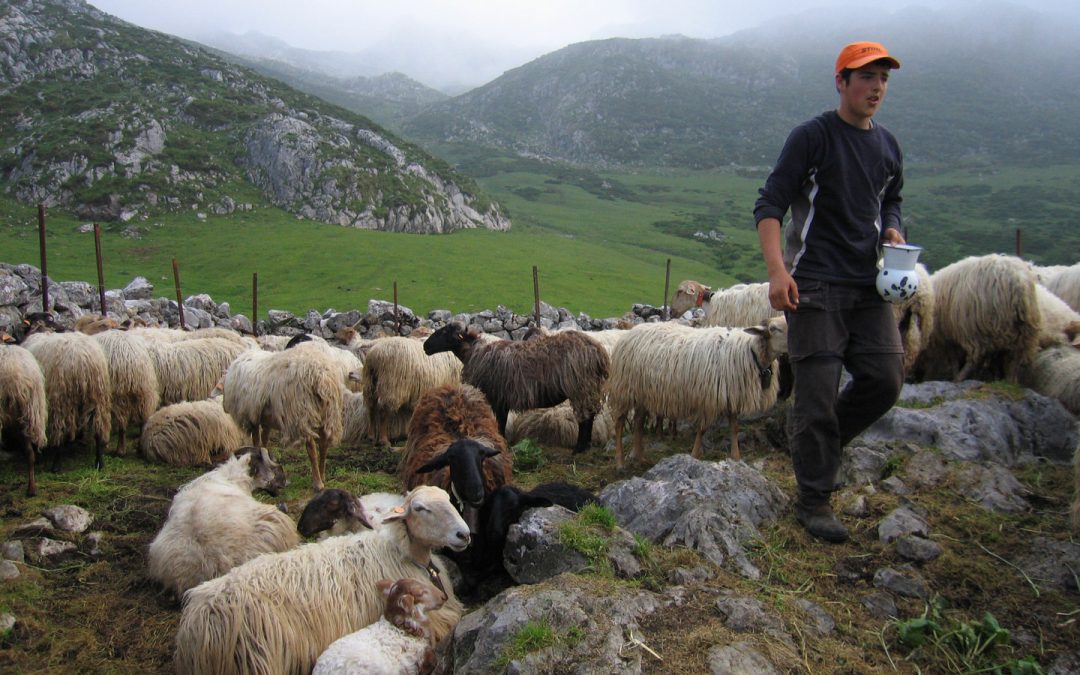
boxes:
[0,0,508,233]
[202,47,448,131]
[402,3,1080,170]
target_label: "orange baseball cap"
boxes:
[835,41,900,74]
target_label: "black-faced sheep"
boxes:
[139,396,249,466]
[22,328,112,472]
[913,254,1041,383]
[147,446,294,597]
[361,335,463,446]
[222,344,350,491]
[93,329,160,455]
[0,341,48,496]
[423,322,610,453]
[312,577,445,675]
[479,481,597,569]
[173,486,468,675]
[608,316,788,470]
[297,488,375,539]
[399,383,512,533]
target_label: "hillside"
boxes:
[403,3,1080,170]
[0,0,507,233]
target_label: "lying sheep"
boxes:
[424,322,610,453]
[297,488,375,539]
[23,328,112,472]
[312,577,445,675]
[1021,345,1080,417]
[400,383,512,533]
[174,486,468,675]
[1073,437,1080,534]
[914,254,1041,383]
[0,341,48,496]
[93,329,159,455]
[223,344,349,490]
[670,280,780,326]
[140,396,249,466]
[505,400,615,447]
[147,447,294,597]
[608,317,788,470]
[362,336,463,446]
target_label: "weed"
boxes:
[576,503,616,530]
[511,438,545,472]
[893,596,1044,673]
[495,619,557,668]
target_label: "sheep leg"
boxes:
[573,415,595,454]
[729,415,741,460]
[614,413,628,471]
[21,435,36,497]
[317,437,330,485]
[377,414,391,447]
[690,422,706,460]
[94,434,106,470]
[307,438,324,491]
[632,411,646,464]
[115,423,127,456]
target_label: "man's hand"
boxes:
[883,227,906,245]
[768,270,799,312]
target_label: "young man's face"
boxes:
[836,64,891,125]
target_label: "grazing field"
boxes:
[2,163,1079,321]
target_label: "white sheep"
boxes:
[146,336,250,406]
[670,280,780,327]
[608,316,788,470]
[361,336,463,446]
[913,254,1042,383]
[222,344,349,490]
[93,329,159,455]
[140,396,249,466]
[0,342,48,496]
[506,400,615,447]
[23,329,112,471]
[173,486,468,675]
[892,263,936,373]
[1034,262,1080,313]
[1072,436,1080,534]
[1021,345,1080,417]
[1035,283,1080,348]
[147,447,295,597]
[312,577,446,675]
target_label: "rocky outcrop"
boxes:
[0,0,508,233]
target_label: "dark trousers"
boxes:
[786,279,905,508]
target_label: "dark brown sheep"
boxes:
[423,323,610,453]
[399,383,512,533]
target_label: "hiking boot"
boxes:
[795,503,849,543]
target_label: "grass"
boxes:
[5,162,1079,322]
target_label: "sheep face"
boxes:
[297,488,373,538]
[236,446,289,496]
[745,316,789,357]
[414,439,500,509]
[376,577,447,639]
[423,322,479,357]
[384,486,470,552]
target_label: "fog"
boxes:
[88,0,1078,90]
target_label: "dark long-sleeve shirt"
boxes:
[754,110,903,285]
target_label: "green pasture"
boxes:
[2,162,1079,320]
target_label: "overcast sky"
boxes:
[88,0,1078,89]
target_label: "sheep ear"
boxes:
[383,504,408,523]
[415,454,449,474]
[348,497,374,529]
[481,446,501,459]
[743,325,766,337]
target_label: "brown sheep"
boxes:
[399,383,512,533]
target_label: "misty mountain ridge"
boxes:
[200,2,1080,171]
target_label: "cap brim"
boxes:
[846,55,900,71]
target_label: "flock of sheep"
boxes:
[2,251,1080,672]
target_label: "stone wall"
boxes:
[0,262,679,340]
